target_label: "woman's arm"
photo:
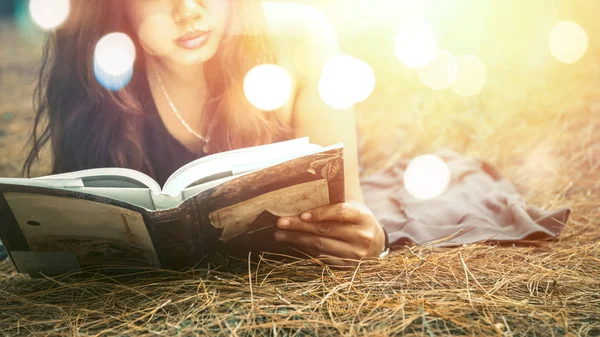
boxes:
[289,37,365,204]
[268,13,388,266]
[263,1,364,203]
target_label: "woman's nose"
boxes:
[173,0,205,24]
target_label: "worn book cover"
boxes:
[0,145,344,275]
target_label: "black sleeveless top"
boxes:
[133,64,361,189]
[135,69,206,189]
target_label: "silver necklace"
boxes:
[152,60,211,154]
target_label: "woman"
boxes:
[21,0,389,267]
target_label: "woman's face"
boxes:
[124,0,231,65]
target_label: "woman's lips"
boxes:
[175,30,211,50]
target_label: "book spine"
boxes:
[144,201,202,270]
[189,194,205,261]
[152,193,184,210]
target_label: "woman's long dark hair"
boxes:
[22,0,294,178]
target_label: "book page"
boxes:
[75,188,157,210]
[181,174,246,200]
[162,137,315,197]
[0,178,84,189]
[33,168,162,195]
[5,193,160,269]
[1,179,161,211]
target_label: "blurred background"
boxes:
[0,0,598,200]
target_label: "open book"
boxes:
[0,138,345,276]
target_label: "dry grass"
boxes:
[0,240,599,336]
[1,13,600,336]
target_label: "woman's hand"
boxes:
[274,202,386,267]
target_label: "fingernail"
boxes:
[278,218,290,227]
[275,232,286,240]
[301,212,312,221]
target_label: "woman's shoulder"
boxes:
[262,1,340,79]
[261,2,341,120]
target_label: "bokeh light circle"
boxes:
[94,62,134,92]
[318,54,376,110]
[94,33,136,91]
[418,49,459,90]
[95,33,136,76]
[319,73,355,110]
[404,155,451,200]
[244,64,293,111]
[451,55,488,97]
[549,21,589,64]
[350,58,376,103]
[29,0,70,30]
[394,22,438,69]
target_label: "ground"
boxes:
[1,12,599,336]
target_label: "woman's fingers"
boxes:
[297,202,370,224]
[277,217,374,247]
[276,207,379,251]
[273,202,384,268]
[276,217,360,242]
